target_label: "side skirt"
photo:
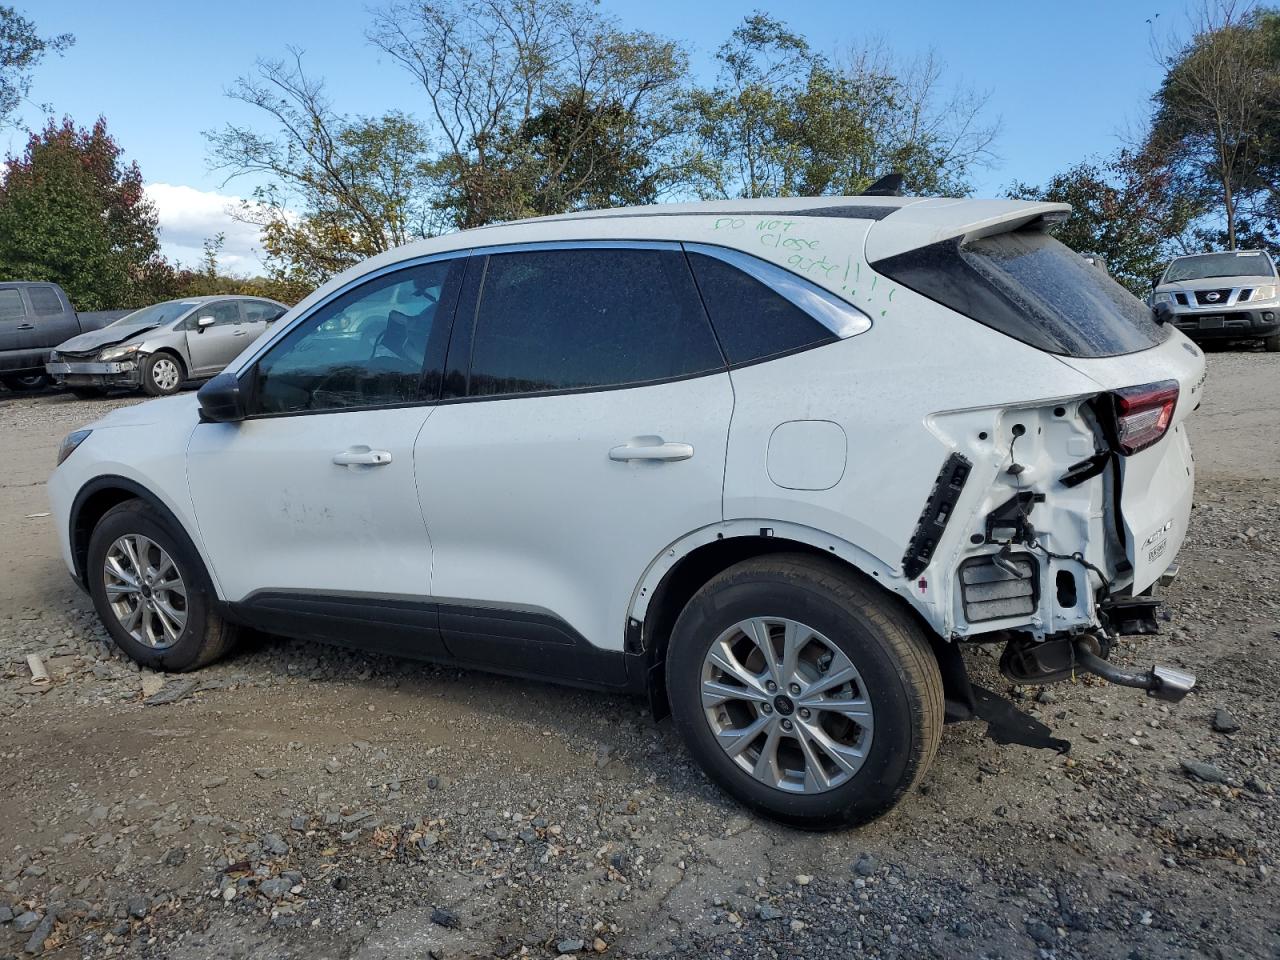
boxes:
[223,591,643,695]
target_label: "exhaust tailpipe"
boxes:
[1072,640,1196,703]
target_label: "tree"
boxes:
[689,14,998,199]
[207,51,441,291]
[368,0,693,228]
[1008,150,1200,293]
[0,117,161,309]
[1150,3,1280,248]
[0,5,72,127]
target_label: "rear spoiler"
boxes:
[864,199,1072,263]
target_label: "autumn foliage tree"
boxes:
[0,117,163,309]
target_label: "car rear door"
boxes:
[25,284,79,349]
[187,255,465,655]
[413,243,732,686]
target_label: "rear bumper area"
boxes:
[1171,306,1279,339]
[46,360,141,388]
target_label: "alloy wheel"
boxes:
[700,617,874,794]
[103,534,188,649]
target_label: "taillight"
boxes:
[1112,380,1179,454]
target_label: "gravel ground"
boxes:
[0,347,1277,959]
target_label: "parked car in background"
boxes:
[1153,249,1280,351]
[47,296,288,397]
[0,281,109,391]
[49,197,1203,827]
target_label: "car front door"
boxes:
[186,255,465,656]
[184,300,248,376]
[414,243,733,686]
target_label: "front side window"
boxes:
[875,229,1170,358]
[466,247,724,398]
[251,259,459,415]
[191,301,242,328]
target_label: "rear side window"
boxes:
[27,286,64,315]
[686,252,838,364]
[874,230,1169,358]
[244,301,286,323]
[0,289,25,321]
[466,248,724,397]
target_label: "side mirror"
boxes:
[1152,301,1175,326]
[197,372,247,423]
[196,316,215,331]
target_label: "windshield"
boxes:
[109,300,199,329]
[874,229,1169,358]
[1162,251,1275,283]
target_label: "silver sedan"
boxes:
[46,296,288,397]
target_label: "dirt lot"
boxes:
[1,347,1277,959]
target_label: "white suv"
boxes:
[49,197,1203,827]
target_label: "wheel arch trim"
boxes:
[626,520,932,633]
[69,474,223,597]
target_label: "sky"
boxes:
[6,0,1193,274]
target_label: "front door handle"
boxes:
[333,447,393,467]
[609,438,694,462]
[233,329,249,336]
[17,323,34,330]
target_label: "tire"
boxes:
[1264,333,1280,352]
[141,352,185,396]
[665,553,943,829]
[2,373,50,391]
[87,499,238,671]
[70,386,107,400]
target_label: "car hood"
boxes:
[91,392,199,429]
[56,325,157,353]
[1156,274,1276,292]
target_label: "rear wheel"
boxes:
[1264,332,1280,352]
[666,554,943,828]
[141,353,185,396]
[87,500,238,671]
[2,373,50,391]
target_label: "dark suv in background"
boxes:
[0,281,111,391]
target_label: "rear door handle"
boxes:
[333,447,393,467]
[17,323,34,330]
[609,439,694,462]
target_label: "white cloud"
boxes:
[145,182,272,276]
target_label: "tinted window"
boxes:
[27,286,63,315]
[0,289,24,321]
[467,248,724,397]
[244,301,286,323]
[687,253,838,364]
[875,230,1169,358]
[253,260,459,414]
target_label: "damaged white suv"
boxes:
[49,197,1202,827]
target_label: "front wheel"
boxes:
[141,352,185,396]
[666,554,943,828]
[1264,332,1280,352]
[87,500,238,671]
[2,373,50,391]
